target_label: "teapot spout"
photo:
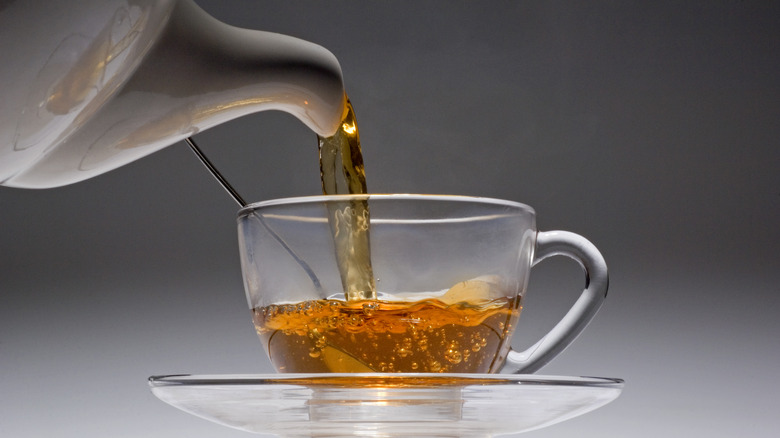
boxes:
[0,0,345,188]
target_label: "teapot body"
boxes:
[0,0,345,188]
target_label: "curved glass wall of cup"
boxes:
[149,373,624,437]
[236,194,537,374]
[237,194,536,312]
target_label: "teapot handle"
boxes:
[501,230,608,373]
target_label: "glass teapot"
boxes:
[0,0,345,188]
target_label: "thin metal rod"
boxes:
[184,136,322,290]
[185,136,247,207]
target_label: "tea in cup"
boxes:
[237,194,607,374]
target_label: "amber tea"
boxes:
[254,289,520,374]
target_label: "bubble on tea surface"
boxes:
[445,341,463,364]
[439,275,506,305]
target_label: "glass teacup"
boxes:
[237,195,607,374]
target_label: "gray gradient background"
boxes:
[2,1,779,436]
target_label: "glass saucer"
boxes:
[149,374,623,437]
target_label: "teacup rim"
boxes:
[238,194,536,216]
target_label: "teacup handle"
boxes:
[501,230,608,374]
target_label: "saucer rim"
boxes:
[148,373,624,388]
